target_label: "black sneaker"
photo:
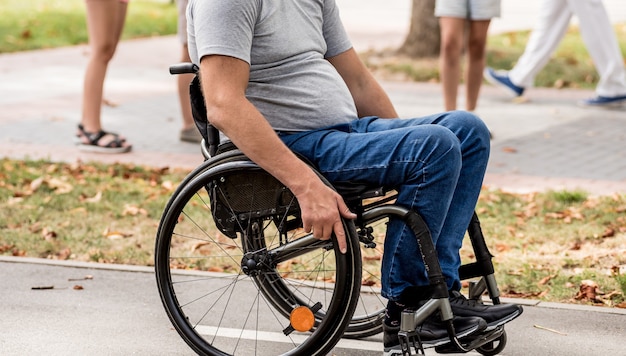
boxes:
[448,290,523,330]
[383,314,487,356]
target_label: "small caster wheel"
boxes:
[477,330,507,356]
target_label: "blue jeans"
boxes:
[278,111,490,301]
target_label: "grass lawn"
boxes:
[0,0,177,53]
[1,158,625,307]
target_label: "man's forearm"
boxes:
[328,48,398,119]
[353,78,398,119]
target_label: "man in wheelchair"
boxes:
[185,0,522,354]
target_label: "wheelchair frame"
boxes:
[154,63,510,355]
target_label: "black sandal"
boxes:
[76,124,132,154]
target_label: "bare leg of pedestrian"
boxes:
[465,20,491,112]
[78,0,131,153]
[176,0,201,143]
[177,43,200,142]
[439,17,465,111]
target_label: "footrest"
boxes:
[434,326,505,354]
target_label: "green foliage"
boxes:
[548,190,588,205]
[0,0,177,53]
[383,62,440,82]
[615,273,626,295]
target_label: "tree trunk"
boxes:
[397,0,440,58]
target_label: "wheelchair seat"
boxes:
[206,138,388,204]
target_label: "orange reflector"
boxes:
[290,306,315,332]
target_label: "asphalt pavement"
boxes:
[1,1,626,355]
[2,256,625,356]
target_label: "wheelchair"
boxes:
[154,63,510,356]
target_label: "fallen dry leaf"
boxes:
[122,204,148,216]
[105,231,133,240]
[47,177,73,194]
[0,244,15,253]
[82,191,102,203]
[29,176,73,194]
[495,243,510,253]
[537,274,557,286]
[602,291,621,300]
[3,161,15,172]
[192,242,211,251]
[502,147,518,153]
[42,228,57,241]
[363,254,382,261]
[502,289,543,298]
[610,265,626,276]
[161,180,175,191]
[362,279,378,287]
[29,176,44,192]
[506,225,517,237]
[574,280,603,303]
[12,249,26,257]
[7,197,24,205]
[545,208,584,223]
[569,241,582,251]
[53,248,72,260]
[29,222,42,233]
[601,227,616,238]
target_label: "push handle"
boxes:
[169,63,199,75]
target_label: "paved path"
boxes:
[1,33,625,195]
[1,256,625,356]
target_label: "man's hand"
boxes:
[295,180,357,254]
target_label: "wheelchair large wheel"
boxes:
[158,151,387,340]
[155,157,362,355]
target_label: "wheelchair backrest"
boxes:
[190,75,223,157]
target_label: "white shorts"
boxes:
[435,0,501,20]
[176,0,189,44]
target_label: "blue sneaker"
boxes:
[579,94,626,108]
[483,67,524,97]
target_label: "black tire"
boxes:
[155,157,362,355]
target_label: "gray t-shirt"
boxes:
[187,0,358,132]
